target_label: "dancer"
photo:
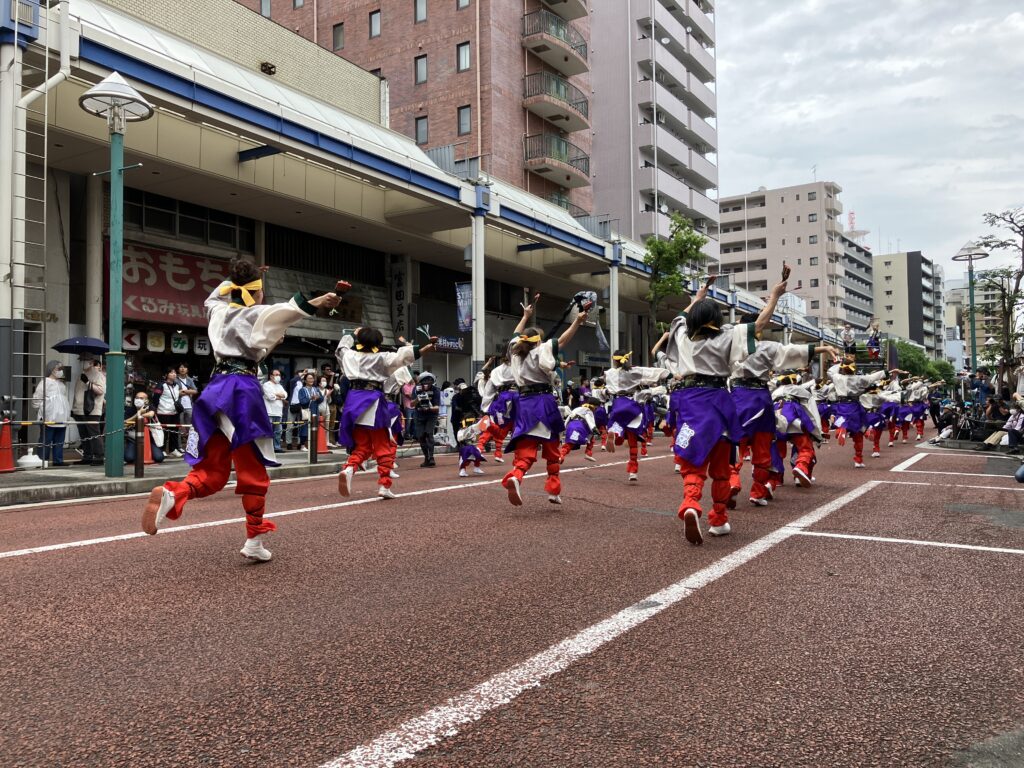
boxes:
[903,376,936,442]
[456,417,487,476]
[860,379,888,459]
[604,351,670,483]
[502,294,589,507]
[590,376,611,452]
[828,358,906,467]
[475,355,518,463]
[880,375,903,447]
[336,328,436,499]
[141,259,342,561]
[560,396,600,463]
[812,378,834,442]
[772,370,825,486]
[660,272,789,545]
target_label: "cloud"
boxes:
[716,0,1024,276]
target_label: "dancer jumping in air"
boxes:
[141,259,342,561]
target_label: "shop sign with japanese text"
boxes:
[118,242,229,326]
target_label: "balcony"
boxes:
[524,133,590,188]
[826,195,843,214]
[635,80,718,151]
[685,149,718,189]
[547,193,588,218]
[523,72,590,132]
[684,0,715,44]
[684,76,717,118]
[539,0,587,21]
[720,226,767,247]
[684,33,716,81]
[522,10,588,77]
[634,123,718,190]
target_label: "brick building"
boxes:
[237,0,593,214]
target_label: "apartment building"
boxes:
[238,0,594,213]
[590,0,720,250]
[717,182,850,327]
[945,273,1011,367]
[872,251,943,360]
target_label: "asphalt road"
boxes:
[2,437,1022,767]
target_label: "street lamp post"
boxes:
[952,244,989,374]
[78,72,154,478]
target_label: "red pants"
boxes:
[904,420,925,439]
[851,431,865,463]
[730,432,773,500]
[478,421,510,459]
[615,432,640,474]
[343,427,395,488]
[503,438,561,495]
[868,428,882,453]
[788,433,815,476]
[166,431,272,539]
[677,440,732,527]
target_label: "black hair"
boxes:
[739,311,759,325]
[686,299,723,341]
[511,326,543,359]
[354,327,384,351]
[612,349,632,370]
[228,257,262,307]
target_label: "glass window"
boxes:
[260,0,271,17]
[415,115,428,145]
[457,0,470,7]
[414,54,427,84]
[796,215,801,222]
[293,0,303,7]
[808,213,818,222]
[809,256,818,266]
[808,191,817,200]
[369,9,381,37]
[332,22,344,50]
[796,193,801,200]
[415,0,427,22]
[809,235,818,244]
[810,279,819,287]
[811,300,820,309]
[457,41,471,71]
[457,104,471,135]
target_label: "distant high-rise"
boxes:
[873,251,944,360]
[589,0,719,251]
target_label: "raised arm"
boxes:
[755,278,788,335]
[651,329,671,359]
[558,310,589,348]
[681,274,717,314]
[514,293,540,335]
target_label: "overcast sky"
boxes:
[715,0,1024,279]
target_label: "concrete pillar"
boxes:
[0,44,18,319]
[470,185,489,373]
[609,248,620,354]
[85,174,104,338]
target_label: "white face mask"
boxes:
[133,398,145,408]
[272,375,281,383]
[320,379,327,388]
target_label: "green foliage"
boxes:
[893,340,930,377]
[926,359,956,385]
[643,213,708,322]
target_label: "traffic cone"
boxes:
[143,421,154,465]
[0,419,14,473]
[317,416,329,455]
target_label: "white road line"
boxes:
[899,470,1017,480]
[890,453,928,472]
[319,481,880,768]
[878,479,1024,492]
[793,529,1024,556]
[0,456,668,561]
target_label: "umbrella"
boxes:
[52,336,110,355]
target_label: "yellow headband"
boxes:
[613,351,633,363]
[355,344,379,353]
[219,279,263,308]
[519,334,542,343]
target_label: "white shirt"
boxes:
[263,379,287,417]
[335,335,418,427]
[32,377,70,423]
[156,381,183,416]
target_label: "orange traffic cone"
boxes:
[317,416,329,455]
[143,421,155,465]
[0,419,14,473]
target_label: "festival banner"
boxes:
[118,242,230,327]
[455,281,473,332]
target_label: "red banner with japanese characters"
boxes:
[118,242,230,327]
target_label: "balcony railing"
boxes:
[523,9,588,62]
[547,193,588,218]
[525,133,590,178]
[523,72,589,119]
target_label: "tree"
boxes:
[975,207,1024,382]
[643,213,709,330]
[926,359,956,385]
[893,340,930,377]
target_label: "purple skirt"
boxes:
[385,400,405,445]
[594,405,609,429]
[880,402,901,424]
[488,390,518,427]
[564,417,593,446]
[670,387,741,466]
[459,444,484,464]
[732,387,775,439]
[506,392,564,450]
[184,374,277,468]
[832,401,866,433]
[608,396,645,438]
[817,402,832,421]
[903,402,927,422]
[864,409,886,431]
[338,389,390,451]
[777,400,815,435]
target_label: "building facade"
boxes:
[589,0,719,250]
[717,182,852,327]
[872,251,943,360]
[838,231,874,330]
[237,0,594,216]
[945,273,1012,368]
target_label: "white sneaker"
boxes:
[338,466,354,497]
[793,467,812,488]
[871,451,881,458]
[459,468,469,477]
[390,469,400,479]
[548,494,562,504]
[240,537,272,561]
[888,441,894,447]
[680,508,703,546]
[378,486,397,500]
[393,461,399,470]
[600,445,607,452]
[766,483,776,500]
[473,467,485,475]
[708,522,732,537]
[494,456,505,463]
[628,473,639,483]
[674,464,681,473]
[749,497,768,507]
[854,462,866,468]
[915,436,921,442]
[142,486,177,536]
[505,476,523,506]
[584,454,596,462]
[902,439,907,444]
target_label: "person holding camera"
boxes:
[155,368,185,457]
[414,371,441,467]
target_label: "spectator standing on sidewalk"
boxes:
[840,323,857,357]
[263,368,287,452]
[155,368,185,457]
[401,377,417,441]
[32,360,71,466]
[296,372,323,451]
[124,390,164,464]
[72,353,106,465]
[414,371,441,467]
[176,363,199,446]
[286,369,304,450]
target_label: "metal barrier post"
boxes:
[308,411,317,464]
[134,415,144,478]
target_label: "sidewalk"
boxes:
[0,445,445,507]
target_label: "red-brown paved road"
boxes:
[2,439,1022,767]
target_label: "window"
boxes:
[415,0,427,22]
[810,279,819,287]
[884,260,892,266]
[781,238,786,246]
[457,41,471,71]
[797,237,802,243]
[125,188,255,252]
[414,54,427,83]
[415,115,428,144]
[885,305,894,311]
[293,0,303,7]
[808,213,818,222]
[457,104,471,135]
[809,257,818,266]
[808,191,817,201]
[809,235,818,244]
[886,320,893,327]
[797,258,801,264]
[796,215,801,222]
[457,0,469,7]
[796,193,801,200]
[885,276,892,282]
[780,196,784,202]
[811,300,820,309]
[369,9,381,37]
[885,290,893,296]
[332,22,344,50]
[781,217,785,224]
[260,0,271,17]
